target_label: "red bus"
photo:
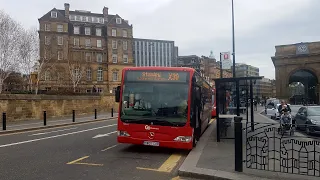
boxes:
[115,67,213,150]
[211,88,216,118]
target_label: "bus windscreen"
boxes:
[120,70,190,126]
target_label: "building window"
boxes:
[98,18,104,24]
[85,53,91,62]
[112,54,118,63]
[45,36,50,45]
[85,27,91,35]
[96,28,101,36]
[51,11,57,18]
[97,88,103,93]
[116,18,122,24]
[74,26,80,34]
[123,55,128,63]
[97,67,103,81]
[122,30,127,37]
[57,24,63,32]
[74,68,81,80]
[74,38,79,46]
[44,71,51,81]
[97,40,102,48]
[112,40,117,49]
[96,53,103,62]
[70,15,75,21]
[123,41,128,50]
[92,17,98,23]
[85,39,91,47]
[112,72,118,81]
[112,29,117,36]
[76,15,81,21]
[45,24,50,31]
[57,36,63,45]
[58,51,63,60]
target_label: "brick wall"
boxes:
[0,94,118,122]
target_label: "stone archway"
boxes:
[272,42,320,104]
[288,69,318,104]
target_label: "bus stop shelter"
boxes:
[213,76,263,142]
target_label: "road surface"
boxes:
[0,118,197,180]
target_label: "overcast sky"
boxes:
[1,0,319,79]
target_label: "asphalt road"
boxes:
[0,118,198,180]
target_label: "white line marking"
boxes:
[0,124,117,148]
[101,144,118,152]
[28,127,78,136]
[93,131,117,139]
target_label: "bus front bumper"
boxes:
[117,136,193,150]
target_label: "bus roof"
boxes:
[122,67,196,72]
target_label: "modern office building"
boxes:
[133,38,175,67]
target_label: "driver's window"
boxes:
[302,108,307,116]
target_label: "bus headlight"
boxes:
[118,131,130,137]
[173,136,192,142]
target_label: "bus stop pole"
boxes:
[216,83,221,142]
[250,80,254,132]
[236,80,240,116]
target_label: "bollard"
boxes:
[2,113,6,131]
[234,116,243,172]
[44,111,47,126]
[111,108,114,117]
[72,110,75,122]
[95,109,97,119]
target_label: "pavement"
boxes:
[178,106,320,180]
[0,113,199,180]
[0,112,115,134]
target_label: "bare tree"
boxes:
[19,27,39,92]
[68,58,85,93]
[0,10,23,93]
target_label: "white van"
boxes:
[265,98,280,118]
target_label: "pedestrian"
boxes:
[254,100,257,111]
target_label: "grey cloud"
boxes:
[1,0,319,80]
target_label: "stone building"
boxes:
[37,3,134,93]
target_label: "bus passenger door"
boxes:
[191,76,201,145]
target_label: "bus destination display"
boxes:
[125,71,188,83]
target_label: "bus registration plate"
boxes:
[143,141,159,146]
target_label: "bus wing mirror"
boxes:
[115,86,121,102]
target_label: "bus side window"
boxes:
[115,86,121,102]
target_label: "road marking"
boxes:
[136,154,182,173]
[67,156,103,166]
[101,144,118,152]
[0,118,117,137]
[93,131,117,139]
[29,127,77,136]
[158,154,182,172]
[67,156,89,164]
[209,118,215,124]
[171,176,181,180]
[0,124,117,148]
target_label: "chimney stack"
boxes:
[64,3,70,19]
[103,6,108,22]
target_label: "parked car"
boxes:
[294,106,320,135]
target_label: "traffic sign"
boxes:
[220,52,232,70]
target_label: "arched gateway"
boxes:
[272,42,320,104]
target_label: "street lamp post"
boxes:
[232,0,236,78]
